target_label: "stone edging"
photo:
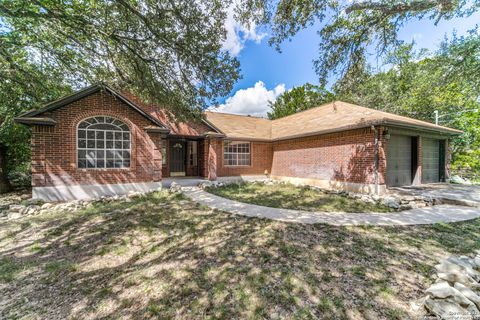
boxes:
[420,254,480,319]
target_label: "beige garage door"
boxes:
[387,135,412,186]
[422,138,440,183]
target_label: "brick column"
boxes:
[147,132,162,182]
[377,126,387,185]
[31,126,48,187]
[207,138,218,180]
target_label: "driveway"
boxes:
[389,183,480,207]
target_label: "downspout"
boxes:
[373,126,379,195]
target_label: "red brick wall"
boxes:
[201,139,272,179]
[31,91,387,189]
[31,91,163,187]
[271,128,386,185]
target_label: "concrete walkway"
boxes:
[390,183,480,208]
[182,187,480,226]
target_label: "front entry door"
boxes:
[170,141,186,176]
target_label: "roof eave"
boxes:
[144,126,171,134]
[222,136,270,142]
[14,117,57,126]
[383,120,463,135]
[203,132,226,138]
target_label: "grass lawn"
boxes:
[206,182,395,213]
[1,191,479,319]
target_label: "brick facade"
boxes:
[271,127,386,185]
[195,128,387,187]
[25,87,451,196]
[31,91,163,187]
[213,139,273,177]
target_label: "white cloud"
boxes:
[211,81,286,117]
[222,5,266,56]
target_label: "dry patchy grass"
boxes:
[0,191,479,319]
[206,182,394,213]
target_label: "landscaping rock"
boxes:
[436,259,480,282]
[450,175,472,185]
[399,204,413,210]
[474,256,480,270]
[426,281,457,299]
[426,281,473,306]
[437,272,479,289]
[198,181,212,189]
[382,196,400,209]
[26,205,40,215]
[408,201,418,209]
[127,191,142,198]
[7,211,22,220]
[9,204,26,212]
[424,297,472,320]
[41,203,53,210]
[169,182,182,193]
[454,282,480,309]
[422,254,480,319]
[360,195,375,203]
[416,202,428,208]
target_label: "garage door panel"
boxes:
[387,135,412,186]
[422,138,440,183]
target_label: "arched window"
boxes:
[77,116,131,169]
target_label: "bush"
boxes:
[451,149,480,181]
[7,162,31,189]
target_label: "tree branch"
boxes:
[345,0,454,15]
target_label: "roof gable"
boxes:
[17,84,168,129]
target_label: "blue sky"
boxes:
[214,11,479,116]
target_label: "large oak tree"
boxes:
[0,0,240,121]
[236,0,479,84]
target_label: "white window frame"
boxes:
[223,140,251,166]
[77,116,131,170]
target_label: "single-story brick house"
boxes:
[15,84,462,201]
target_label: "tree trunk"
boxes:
[0,144,12,193]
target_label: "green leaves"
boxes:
[1,0,241,121]
[267,83,334,119]
[237,0,478,84]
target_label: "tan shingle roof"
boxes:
[204,111,272,140]
[205,101,462,141]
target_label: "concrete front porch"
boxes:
[161,175,270,188]
[161,177,208,188]
[389,183,480,207]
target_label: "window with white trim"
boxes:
[77,116,131,169]
[224,141,250,166]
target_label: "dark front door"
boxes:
[170,141,186,176]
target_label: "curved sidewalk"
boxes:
[182,187,480,226]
